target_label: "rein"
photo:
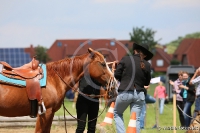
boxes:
[53,68,110,133]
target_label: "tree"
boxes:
[129,26,160,53]
[166,32,200,54]
[35,45,51,63]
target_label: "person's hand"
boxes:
[169,80,174,86]
[112,60,119,72]
[179,85,188,90]
[195,67,200,76]
[114,60,119,64]
[179,84,184,89]
[144,85,150,89]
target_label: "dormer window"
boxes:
[110,41,115,46]
[57,42,62,47]
[88,40,92,45]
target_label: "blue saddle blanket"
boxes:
[0,64,47,87]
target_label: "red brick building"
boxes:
[173,38,200,68]
[47,39,133,62]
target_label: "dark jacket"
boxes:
[186,80,196,102]
[79,76,102,96]
[114,54,151,95]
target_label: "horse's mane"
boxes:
[46,53,89,78]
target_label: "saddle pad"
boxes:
[0,64,47,87]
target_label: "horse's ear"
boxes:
[88,48,95,58]
[88,48,94,53]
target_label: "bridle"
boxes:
[52,57,117,133]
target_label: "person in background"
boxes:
[154,81,166,114]
[179,71,195,127]
[140,85,156,129]
[114,43,153,133]
[75,76,102,133]
[169,70,185,127]
[189,68,200,118]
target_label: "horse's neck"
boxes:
[69,53,91,83]
[47,53,90,88]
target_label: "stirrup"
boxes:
[38,101,46,115]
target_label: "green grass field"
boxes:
[56,84,195,133]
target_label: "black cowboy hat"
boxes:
[133,43,153,61]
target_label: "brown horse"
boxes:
[187,113,200,133]
[0,48,114,133]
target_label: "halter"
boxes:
[52,57,117,133]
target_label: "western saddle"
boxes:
[0,57,46,117]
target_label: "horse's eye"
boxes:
[101,63,106,67]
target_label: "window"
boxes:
[57,42,62,47]
[156,59,164,67]
[182,55,188,65]
[88,40,92,45]
[125,43,129,47]
[148,60,151,64]
[110,41,115,46]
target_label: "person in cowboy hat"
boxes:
[113,43,153,133]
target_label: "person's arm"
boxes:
[114,57,125,81]
[190,69,200,85]
[169,80,174,86]
[179,84,188,90]
[144,85,150,89]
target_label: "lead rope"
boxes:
[62,100,107,123]
[53,68,111,133]
[177,105,200,124]
[63,101,67,133]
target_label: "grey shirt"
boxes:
[191,76,200,96]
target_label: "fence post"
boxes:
[173,93,176,133]
[155,90,159,129]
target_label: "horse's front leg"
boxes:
[35,108,55,133]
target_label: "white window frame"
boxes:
[156,59,164,67]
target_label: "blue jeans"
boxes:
[193,97,200,119]
[195,96,200,111]
[140,95,156,128]
[183,101,194,127]
[159,98,165,114]
[114,90,145,133]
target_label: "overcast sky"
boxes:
[0,0,200,48]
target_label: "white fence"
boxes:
[0,116,76,127]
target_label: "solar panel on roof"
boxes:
[0,48,32,67]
